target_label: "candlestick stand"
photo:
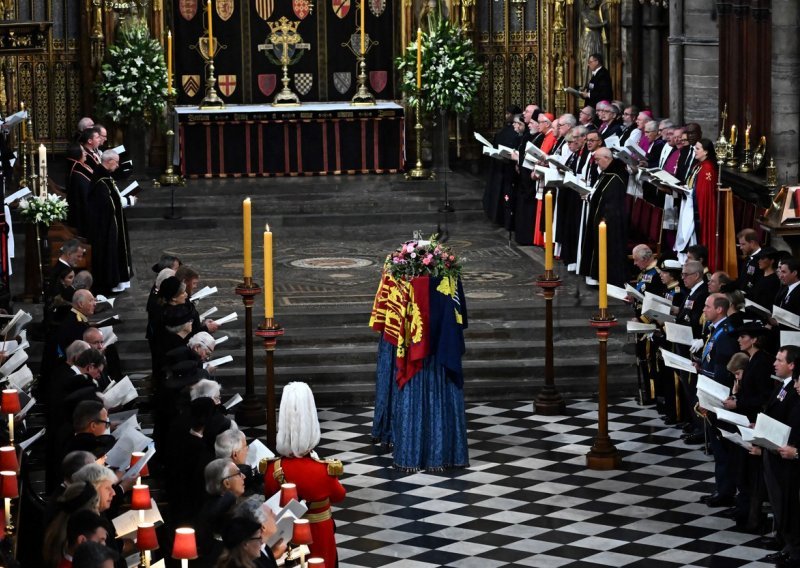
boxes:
[534,270,565,415]
[739,149,752,173]
[235,279,265,426]
[18,136,28,190]
[157,92,186,188]
[586,309,621,470]
[256,319,285,448]
[405,96,431,179]
[199,38,225,109]
[351,55,376,106]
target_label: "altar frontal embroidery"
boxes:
[218,74,237,97]
[255,0,274,20]
[295,73,313,95]
[332,0,351,19]
[258,74,277,96]
[179,0,197,20]
[182,75,200,97]
[333,72,352,94]
[216,0,234,20]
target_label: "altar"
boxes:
[175,101,405,178]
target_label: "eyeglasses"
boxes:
[93,419,111,427]
[223,471,245,481]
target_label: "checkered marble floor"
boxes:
[262,398,781,568]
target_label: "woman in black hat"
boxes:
[216,517,265,568]
[750,246,786,311]
[722,323,773,530]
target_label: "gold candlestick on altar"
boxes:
[726,124,738,168]
[405,96,431,180]
[199,37,225,109]
[351,56,376,106]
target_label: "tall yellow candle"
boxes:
[598,221,608,310]
[264,225,274,319]
[207,0,214,55]
[360,0,365,55]
[20,102,25,141]
[167,30,173,94]
[730,125,736,146]
[243,198,252,279]
[745,124,751,151]
[544,191,553,272]
[416,28,422,90]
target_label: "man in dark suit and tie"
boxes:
[581,53,613,109]
[757,346,800,566]
[673,260,709,444]
[773,258,800,323]
[736,228,763,297]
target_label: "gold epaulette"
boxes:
[258,456,280,475]
[313,456,344,477]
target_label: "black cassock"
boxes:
[579,159,629,286]
[482,124,520,225]
[65,159,93,237]
[555,149,582,265]
[87,169,132,294]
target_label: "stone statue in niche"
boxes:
[580,0,607,76]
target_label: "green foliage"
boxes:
[95,18,168,125]
[396,18,483,115]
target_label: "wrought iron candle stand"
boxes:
[351,55,376,106]
[534,268,566,415]
[586,308,622,470]
[256,318,285,448]
[405,95,431,179]
[157,92,186,188]
[234,278,266,427]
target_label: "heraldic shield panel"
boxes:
[169,0,396,103]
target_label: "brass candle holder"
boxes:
[405,95,431,179]
[739,149,752,173]
[766,158,778,188]
[156,92,187,187]
[199,38,225,109]
[351,55,376,106]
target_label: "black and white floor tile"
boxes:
[257,398,780,568]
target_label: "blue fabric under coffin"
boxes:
[390,352,469,471]
[371,336,396,443]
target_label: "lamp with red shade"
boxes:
[0,470,18,536]
[0,447,18,473]
[280,482,298,507]
[172,527,198,568]
[290,518,313,568]
[130,451,150,485]
[136,522,158,568]
[1,390,20,445]
[307,558,325,568]
[130,484,151,523]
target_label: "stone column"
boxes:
[668,0,684,123]
[771,0,800,182]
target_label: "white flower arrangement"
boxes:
[18,193,68,226]
[396,17,483,115]
[95,17,168,125]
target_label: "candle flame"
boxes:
[265,224,270,232]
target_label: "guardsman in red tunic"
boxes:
[260,382,346,567]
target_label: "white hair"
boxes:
[188,331,216,352]
[276,382,321,458]
[72,463,117,487]
[190,379,221,401]
[205,458,237,495]
[155,268,176,289]
[234,495,268,524]
[215,428,246,459]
